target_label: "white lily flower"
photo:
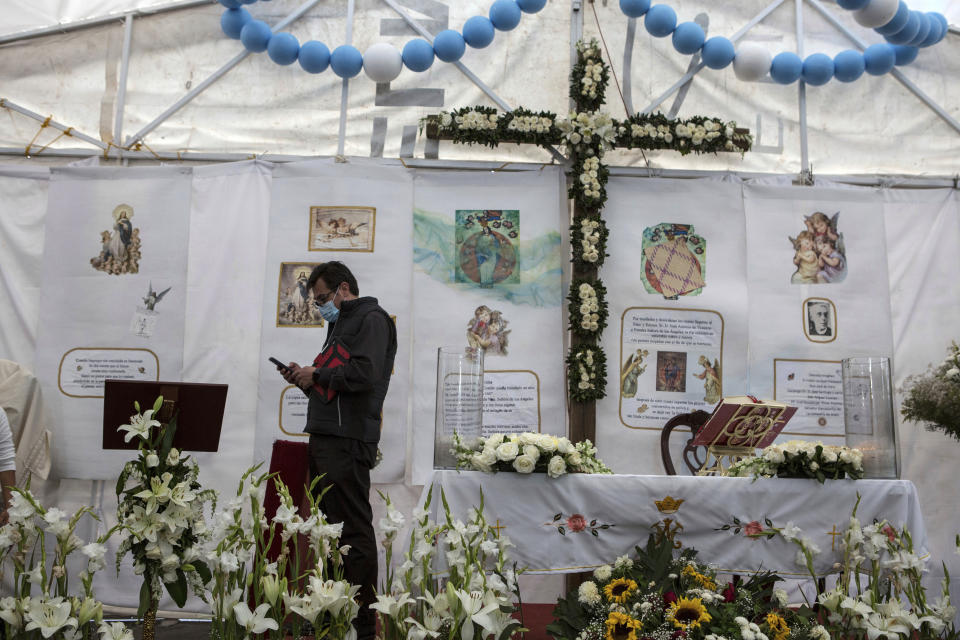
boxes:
[233,602,279,635]
[99,621,134,640]
[118,409,160,443]
[25,596,78,639]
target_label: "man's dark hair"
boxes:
[307,261,359,296]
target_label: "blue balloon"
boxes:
[918,13,944,46]
[516,0,547,12]
[701,37,735,69]
[802,53,834,86]
[672,22,705,54]
[240,20,272,53]
[402,38,434,72]
[907,13,932,46]
[770,51,803,84]
[886,11,921,44]
[863,43,896,75]
[330,45,363,78]
[220,7,251,39]
[893,44,919,65]
[931,13,949,41]
[462,16,495,48]
[267,32,299,65]
[644,5,677,37]
[433,29,466,62]
[218,0,243,8]
[836,0,869,9]
[489,0,522,30]
[833,50,865,82]
[876,1,909,35]
[620,0,651,18]
[298,41,331,73]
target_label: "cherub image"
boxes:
[805,211,839,243]
[789,231,819,284]
[816,236,847,283]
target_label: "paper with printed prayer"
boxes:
[421,471,927,576]
[252,160,412,484]
[33,166,192,479]
[410,168,568,485]
[596,177,750,475]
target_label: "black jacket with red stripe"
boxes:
[305,296,397,443]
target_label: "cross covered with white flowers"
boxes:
[424,39,752,442]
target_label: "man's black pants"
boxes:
[308,434,378,640]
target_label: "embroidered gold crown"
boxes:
[655,496,684,514]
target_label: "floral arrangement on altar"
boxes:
[0,487,119,640]
[451,432,612,477]
[569,280,608,337]
[547,534,823,640]
[373,489,523,640]
[727,440,864,483]
[202,466,359,640]
[114,397,215,638]
[567,344,607,402]
[901,341,960,442]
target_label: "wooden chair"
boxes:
[660,410,711,475]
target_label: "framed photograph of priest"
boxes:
[804,298,837,343]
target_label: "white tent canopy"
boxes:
[0,0,958,176]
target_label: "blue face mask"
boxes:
[316,290,340,322]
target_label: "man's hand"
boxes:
[280,362,300,385]
[294,366,317,388]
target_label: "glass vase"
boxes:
[434,346,484,469]
[842,356,900,478]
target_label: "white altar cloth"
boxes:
[420,471,927,577]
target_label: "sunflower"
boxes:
[603,578,638,604]
[604,610,642,640]
[666,596,712,631]
[682,564,717,590]
[766,612,790,640]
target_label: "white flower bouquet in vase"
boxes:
[114,396,215,640]
[452,432,612,477]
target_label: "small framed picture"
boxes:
[803,297,837,343]
[309,206,375,252]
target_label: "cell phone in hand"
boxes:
[269,357,291,373]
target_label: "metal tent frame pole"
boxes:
[796,0,810,181]
[0,98,108,152]
[123,0,325,149]
[114,13,135,159]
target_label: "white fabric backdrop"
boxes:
[410,168,568,485]
[253,159,413,483]
[34,166,193,478]
[0,162,958,610]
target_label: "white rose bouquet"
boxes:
[114,396,215,639]
[452,432,612,477]
[568,278,608,337]
[727,440,863,482]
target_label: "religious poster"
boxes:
[455,209,520,286]
[276,262,325,327]
[33,166,192,479]
[254,161,412,483]
[743,184,894,421]
[410,168,568,484]
[619,307,724,427]
[598,177,749,475]
[309,206,375,252]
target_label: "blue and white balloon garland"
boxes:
[619,0,948,85]
[218,0,548,81]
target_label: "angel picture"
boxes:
[620,348,649,398]
[142,282,171,311]
[790,211,847,284]
[692,355,722,404]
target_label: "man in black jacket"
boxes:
[281,261,397,640]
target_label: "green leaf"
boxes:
[159,415,178,461]
[553,513,563,522]
[115,466,130,498]
[591,529,599,537]
[164,569,188,608]
[137,580,153,618]
[764,518,773,527]
[193,560,212,585]
[558,527,566,536]
[590,519,597,526]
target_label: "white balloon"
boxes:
[363,42,403,82]
[854,0,899,28]
[733,42,772,81]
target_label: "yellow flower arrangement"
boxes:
[666,596,712,631]
[603,578,638,604]
[766,612,790,640]
[604,611,641,640]
[682,564,717,590]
